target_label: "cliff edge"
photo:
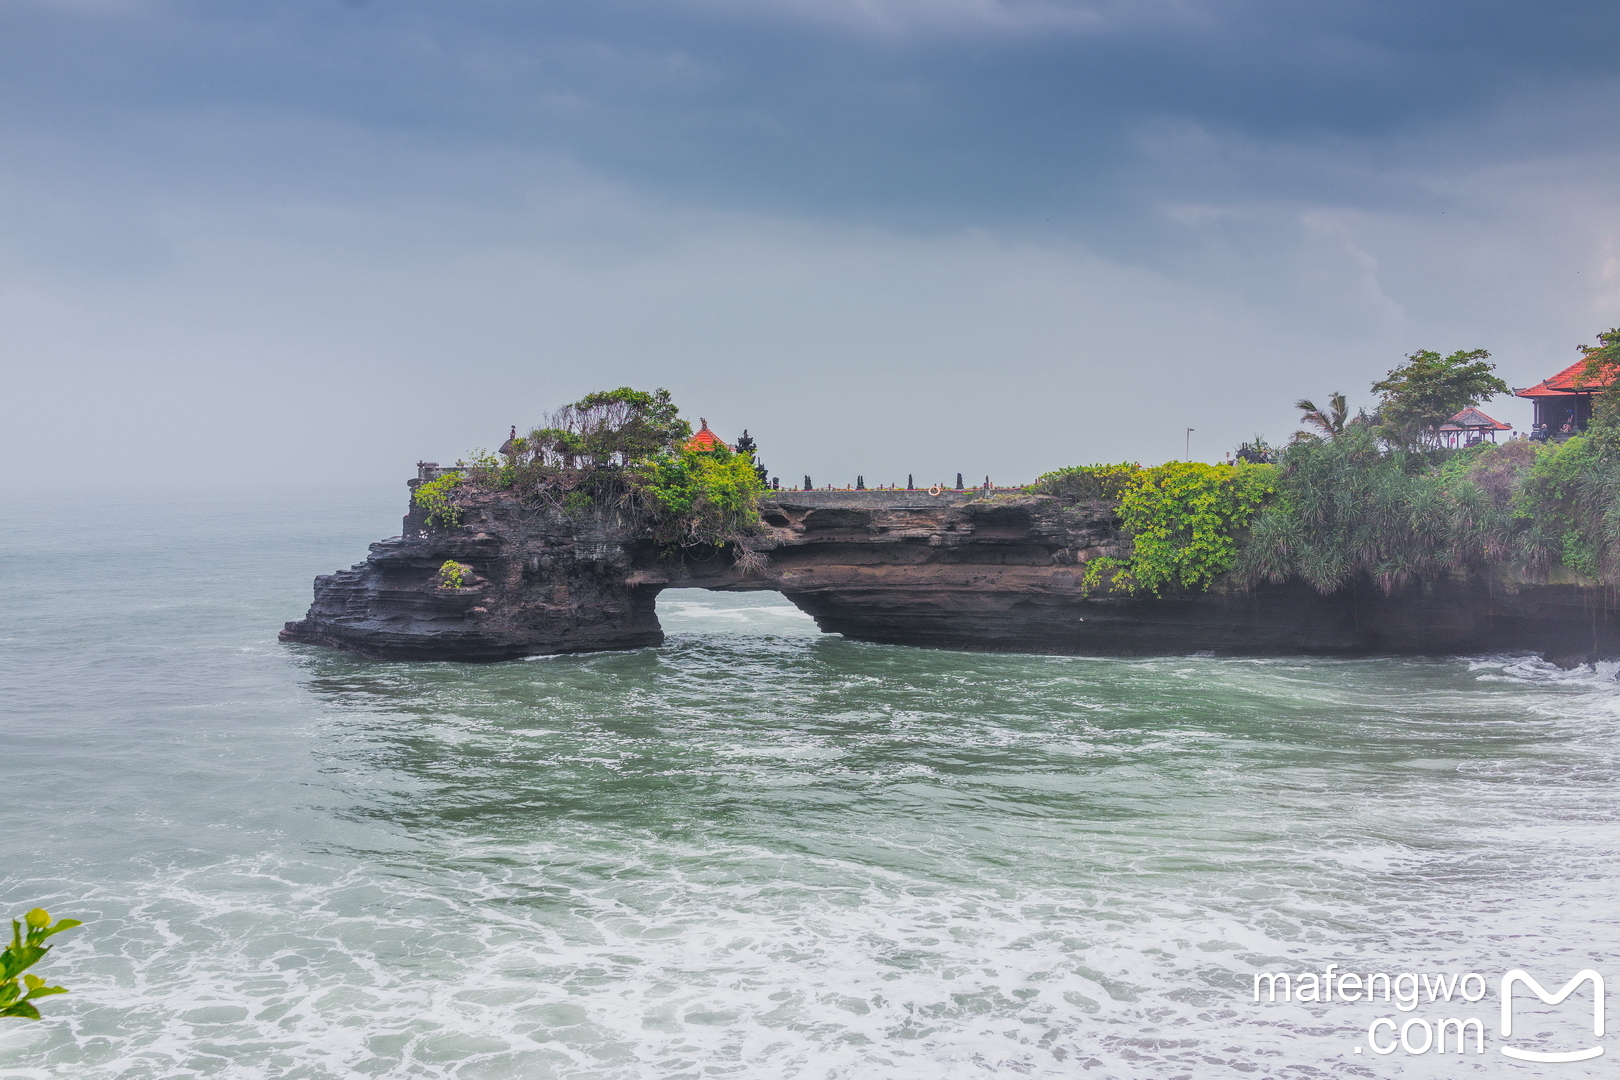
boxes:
[280,483,1620,662]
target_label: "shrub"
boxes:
[1085,461,1275,595]
[636,443,766,549]
[413,473,464,528]
[1029,463,1141,502]
[434,389,766,558]
[525,388,690,469]
[434,560,472,589]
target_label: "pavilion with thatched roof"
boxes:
[1437,406,1510,448]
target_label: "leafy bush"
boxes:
[1452,440,1537,508]
[1234,437,1278,464]
[637,443,766,548]
[413,473,464,527]
[1,909,80,1021]
[1029,463,1140,502]
[431,388,765,560]
[1085,461,1275,595]
[434,560,471,589]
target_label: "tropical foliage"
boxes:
[412,472,463,527]
[1234,437,1277,464]
[404,332,1620,594]
[1029,463,1140,501]
[637,443,768,549]
[421,388,766,560]
[524,388,690,468]
[1294,392,1349,440]
[1081,462,1275,595]
[1044,331,1620,595]
[1234,426,1513,594]
[1235,330,1620,591]
[1512,435,1620,580]
[1370,349,1508,449]
[1,909,79,1021]
[1575,326,1620,390]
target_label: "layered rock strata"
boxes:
[281,485,1620,661]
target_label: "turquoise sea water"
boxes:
[4,489,1620,1078]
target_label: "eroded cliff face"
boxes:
[281,485,1620,662]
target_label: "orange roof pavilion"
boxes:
[685,418,728,452]
[1514,359,1614,434]
[1514,358,1613,397]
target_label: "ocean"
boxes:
[3,488,1619,1078]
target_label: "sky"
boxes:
[4,0,1620,491]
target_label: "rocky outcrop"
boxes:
[281,484,1620,661]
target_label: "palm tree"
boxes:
[1295,392,1348,439]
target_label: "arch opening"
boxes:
[653,587,820,639]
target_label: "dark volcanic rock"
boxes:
[280,487,665,661]
[282,484,1620,661]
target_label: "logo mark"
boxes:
[1500,969,1605,1062]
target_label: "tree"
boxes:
[527,388,691,467]
[1574,328,1620,459]
[1294,393,1348,440]
[1575,327,1620,389]
[1370,349,1507,450]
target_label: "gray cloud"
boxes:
[1,0,1617,491]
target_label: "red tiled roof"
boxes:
[685,420,726,452]
[1439,406,1510,431]
[1514,359,1613,397]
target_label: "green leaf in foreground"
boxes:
[0,908,81,1020]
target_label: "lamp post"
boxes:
[1185,428,1195,462]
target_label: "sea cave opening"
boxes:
[653,587,819,639]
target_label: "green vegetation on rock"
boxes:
[434,560,472,589]
[1238,328,1620,591]
[406,328,1620,595]
[1234,426,1512,593]
[1078,462,1275,595]
[637,442,768,549]
[412,472,463,527]
[426,387,766,560]
[1029,463,1140,502]
[1040,329,1620,595]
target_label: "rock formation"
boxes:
[281,484,1620,662]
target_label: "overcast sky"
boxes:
[5,0,1619,490]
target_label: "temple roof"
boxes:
[1514,359,1613,397]
[685,418,726,452]
[1439,407,1510,432]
